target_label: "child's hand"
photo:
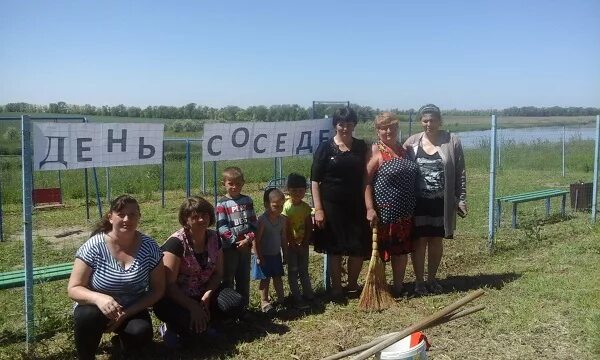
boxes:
[237,238,251,249]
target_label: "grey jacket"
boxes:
[404,131,467,237]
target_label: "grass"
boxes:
[0,142,599,359]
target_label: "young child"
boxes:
[282,173,315,310]
[252,188,288,314]
[216,166,257,308]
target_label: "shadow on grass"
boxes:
[0,327,70,347]
[441,272,521,292]
[170,313,291,359]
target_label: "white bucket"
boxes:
[377,332,428,360]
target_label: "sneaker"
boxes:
[159,323,181,349]
[414,282,429,296]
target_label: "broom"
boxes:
[358,226,394,311]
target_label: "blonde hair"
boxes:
[222,166,245,182]
[374,112,399,129]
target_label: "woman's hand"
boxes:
[189,301,209,334]
[106,310,127,332]
[95,294,123,320]
[314,209,326,229]
[366,208,378,228]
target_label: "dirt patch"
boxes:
[35,226,89,250]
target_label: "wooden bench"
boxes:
[0,262,73,290]
[496,189,568,228]
[33,188,64,209]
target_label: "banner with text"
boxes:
[202,118,333,161]
[32,123,164,171]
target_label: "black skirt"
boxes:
[313,198,370,258]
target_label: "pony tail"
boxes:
[90,213,112,237]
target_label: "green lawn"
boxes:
[0,143,599,358]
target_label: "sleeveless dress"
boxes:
[414,144,446,238]
[372,141,419,259]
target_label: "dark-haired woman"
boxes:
[404,104,467,295]
[311,107,370,299]
[68,195,165,360]
[154,196,243,347]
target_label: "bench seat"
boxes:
[0,262,73,290]
[496,189,568,228]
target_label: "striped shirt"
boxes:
[216,194,258,249]
[75,232,163,307]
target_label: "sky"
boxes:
[1,0,599,110]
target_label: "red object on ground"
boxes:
[33,188,62,205]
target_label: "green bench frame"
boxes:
[496,189,568,228]
[0,262,73,290]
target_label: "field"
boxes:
[0,115,599,359]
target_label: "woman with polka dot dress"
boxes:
[365,112,419,297]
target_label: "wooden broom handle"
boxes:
[371,226,378,252]
[350,289,485,360]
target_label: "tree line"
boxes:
[2,102,599,122]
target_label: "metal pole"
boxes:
[92,168,102,218]
[592,115,600,222]
[487,115,498,252]
[83,117,90,220]
[273,158,277,179]
[213,161,218,206]
[562,125,566,177]
[58,170,63,203]
[0,178,3,242]
[201,140,206,194]
[106,168,111,204]
[278,157,283,179]
[84,169,90,220]
[185,140,191,198]
[408,111,413,137]
[21,115,35,348]
[161,141,165,208]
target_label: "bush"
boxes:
[3,127,19,141]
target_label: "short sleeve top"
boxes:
[282,199,312,245]
[311,138,367,203]
[75,232,163,307]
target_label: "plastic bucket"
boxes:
[377,332,428,360]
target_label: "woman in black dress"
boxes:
[311,107,370,299]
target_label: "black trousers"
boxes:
[153,286,243,339]
[73,304,153,360]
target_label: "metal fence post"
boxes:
[161,142,165,208]
[487,115,498,252]
[592,115,600,222]
[21,115,35,348]
[201,140,206,194]
[185,140,191,198]
[562,125,566,177]
[92,168,102,217]
[213,161,218,206]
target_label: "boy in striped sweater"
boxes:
[215,167,257,307]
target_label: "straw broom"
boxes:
[358,226,394,311]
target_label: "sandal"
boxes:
[261,302,275,314]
